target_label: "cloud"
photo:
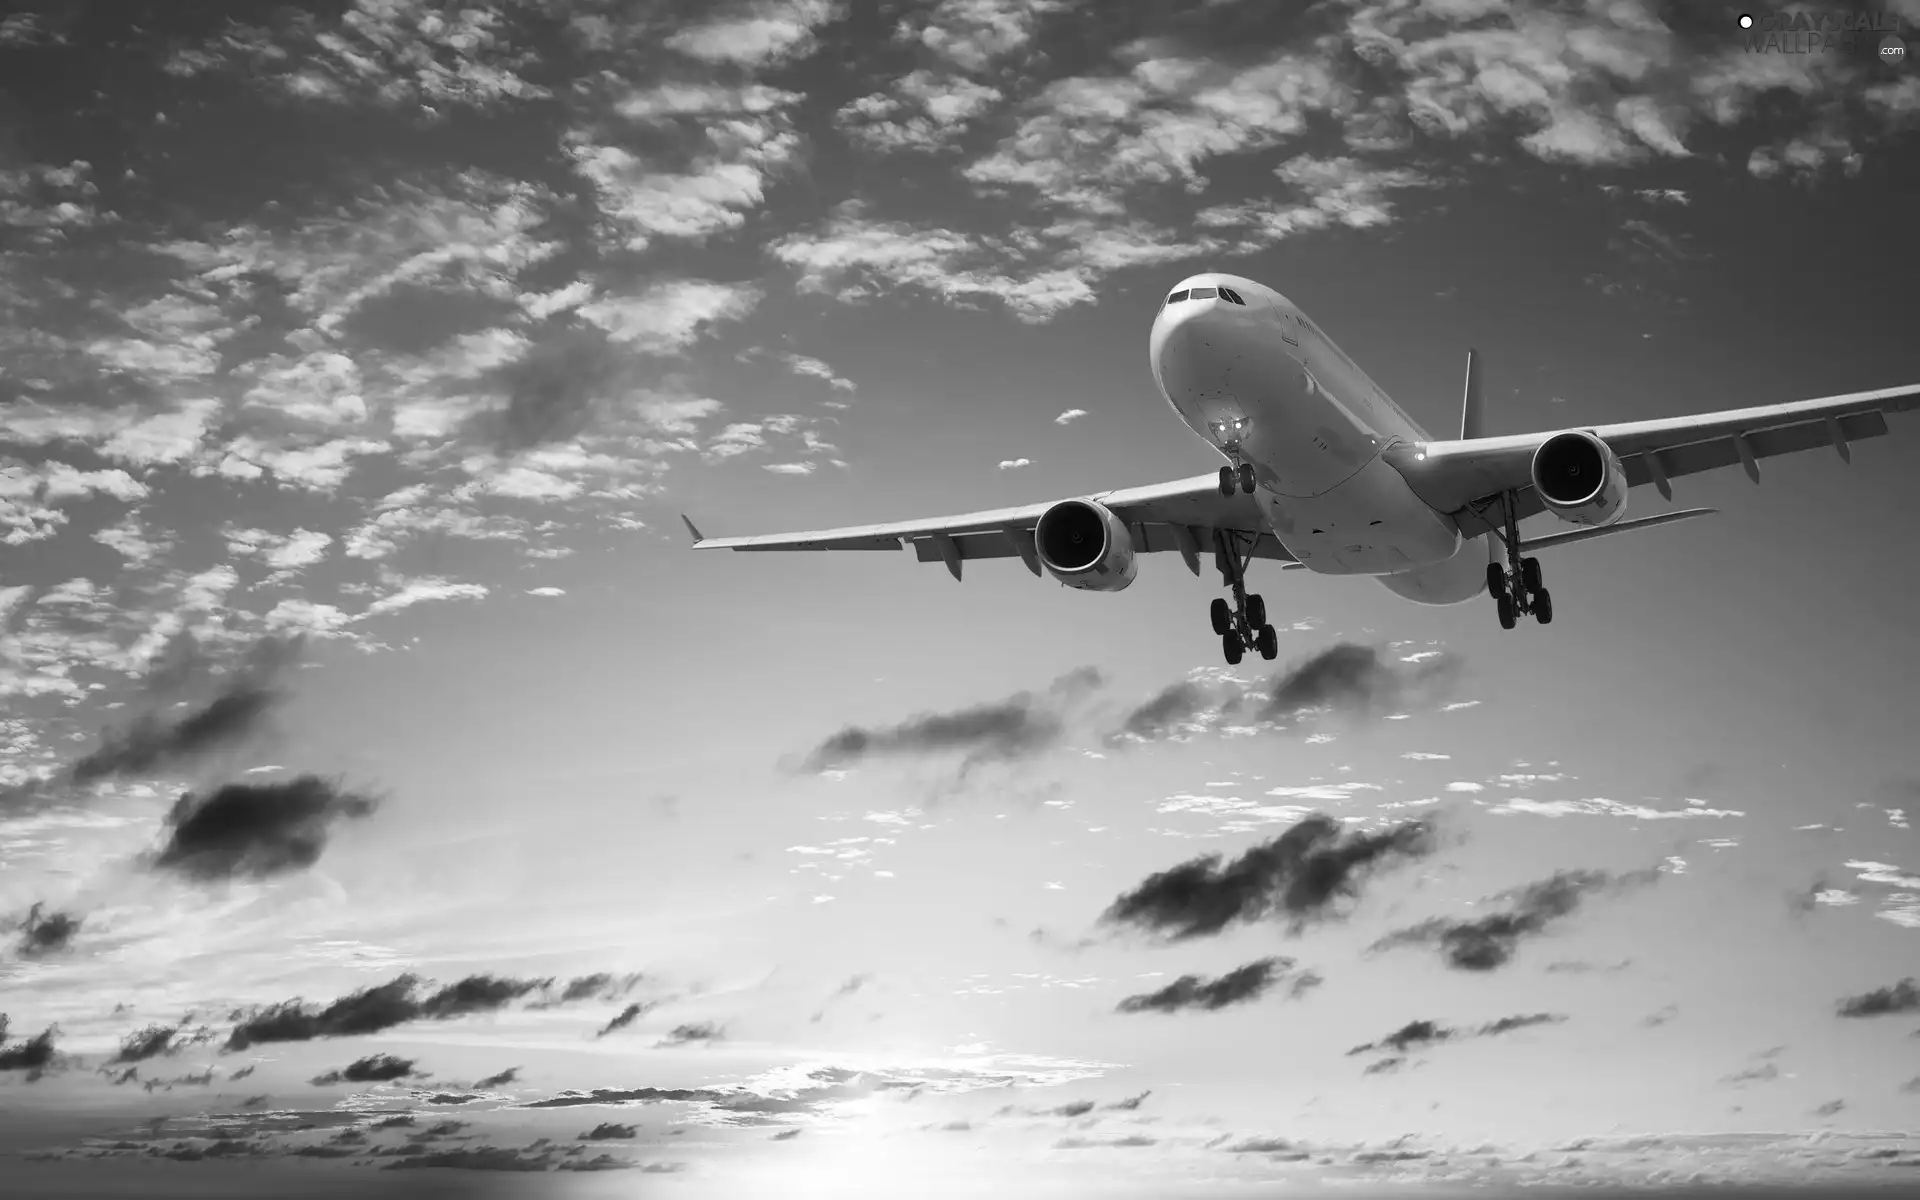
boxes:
[474,1067,520,1089]
[1054,408,1087,424]
[1836,979,1920,1018]
[664,0,842,67]
[799,667,1103,774]
[997,458,1031,470]
[656,1022,723,1047]
[1371,868,1659,971]
[595,1002,651,1038]
[111,1024,189,1065]
[148,775,379,882]
[1103,813,1435,941]
[311,1054,419,1086]
[227,971,556,1050]
[16,902,81,956]
[1114,957,1301,1014]
[71,639,299,783]
[0,1025,57,1075]
[1348,1013,1567,1058]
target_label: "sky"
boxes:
[3,1,1920,1197]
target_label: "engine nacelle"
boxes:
[1033,499,1138,592]
[1530,430,1627,528]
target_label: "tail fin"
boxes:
[1459,349,1486,440]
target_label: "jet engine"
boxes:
[1530,430,1627,527]
[1033,499,1138,591]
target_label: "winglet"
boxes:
[680,514,706,543]
[1460,348,1486,440]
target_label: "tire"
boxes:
[1237,463,1256,493]
[1485,562,1506,598]
[1521,557,1542,593]
[1218,466,1235,498]
[1256,624,1278,660]
[1533,588,1553,625]
[1223,632,1244,665]
[1210,598,1232,636]
[1496,594,1516,630]
[1245,593,1266,629]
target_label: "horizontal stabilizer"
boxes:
[1517,507,1717,553]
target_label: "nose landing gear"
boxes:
[1216,461,1258,497]
[1208,529,1278,663]
[1485,491,1553,629]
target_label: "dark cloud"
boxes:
[17,902,81,956]
[582,1122,637,1140]
[227,972,554,1048]
[771,1128,802,1141]
[417,974,551,1018]
[1221,1136,1307,1156]
[798,668,1102,774]
[427,1092,480,1105]
[149,774,378,882]
[0,1026,58,1075]
[1106,645,1466,746]
[422,1120,469,1137]
[112,1024,183,1064]
[474,1067,520,1089]
[1108,681,1211,743]
[1348,1013,1567,1058]
[595,1001,651,1038]
[382,1145,556,1172]
[524,1087,731,1109]
[483,323,627,453]
[1722,1063,1780,1085]
[312,1054,419,1086]
[1115,957,1295,1014]
[1103,813,1434,941]
[1814,1098,1847,1117]
[1371,868,1658,971]
[656,1021,722,1047]
[1055,1134,1157,1149]
[229,1064,256,1080]
[541,972,643,1006]
[371,1115,416,1129]
[71,635,302,784]
[1836,978,1920,1018]
[1105,1090,1151,1111]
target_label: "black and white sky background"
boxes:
[3,1,1920,1197]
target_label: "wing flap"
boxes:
[904,522,1299,567]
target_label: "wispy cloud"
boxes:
[798,667,1103,774]
[1114,957,1313,1014]
[1103,813,1435,941]
[1372,868,1662,971]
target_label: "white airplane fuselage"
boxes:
[1149,272,1493,605]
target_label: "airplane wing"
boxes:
[683,474,1288,581]
[1386,382,1920,536]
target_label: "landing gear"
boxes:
[1208,530,1277,664]
[1483,492,1556,630]
[1217,461,1258,496]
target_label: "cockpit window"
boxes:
[1219,287,1244,305]
[1188,286,1218,299]
[1165,289,1189,305]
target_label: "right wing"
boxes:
[1388,382,1920,535]
[683,474,1289,580]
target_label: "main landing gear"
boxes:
[1209,530,1278,664]
[1484,490,1552,630]
[1217,461,1257,497]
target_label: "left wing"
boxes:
[1387,382,1920,535]
[683,474,1290,580]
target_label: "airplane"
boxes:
[684,273,1920,664]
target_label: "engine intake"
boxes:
[1034,499,1138,591]
[1530,430,1627,527]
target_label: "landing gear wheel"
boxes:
[1245,593,1266,629]
[1222,632,1244,665]
[1237,463,1257,494]
[1218,466,1236,498]
[1256,624,1278,660]
[1210,598,1232,636]
[1485,562,1506,598]
[1532,588,1553,625]
[1496,594,1517,630]
[1521,557,1542,593]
